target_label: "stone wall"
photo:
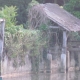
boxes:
[1,44,63,75]
[1,54,31,75]
[1,52,62,75]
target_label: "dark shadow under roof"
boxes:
[38,3,80,32]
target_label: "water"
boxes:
[2,71,80,80]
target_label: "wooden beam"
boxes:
[78,53,80,70]
[49,26,59,29]
[0,20,5,55]
[0,20,5,76]
[68,48,80,51]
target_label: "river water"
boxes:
[3,71,80,80]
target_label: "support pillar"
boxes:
[0,20,5,80]
[66,51,70,71]
[78,53,80,70]
[70,52,75,67]
[61,31,67,72]
[70,52,75,71]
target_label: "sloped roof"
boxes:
[39,3,80,32]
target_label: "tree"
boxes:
[0,6,20,34]
[0,0,32,25]
[64,0,80,19]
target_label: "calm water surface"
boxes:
[3,71,80,80]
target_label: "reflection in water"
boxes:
[3,71,80,80]
[31,73,51,80]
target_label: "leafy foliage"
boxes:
[64,0,80,18]
[0,0,31,25]
[0,6,17,26]
[0,6,19,34]
[28,0,39,7]
[5,29,47,67]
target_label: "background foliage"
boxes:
[0,0,70,26]
[64,0,80,19]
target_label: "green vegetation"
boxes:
[0,6,19,34]
[64,0,80,18]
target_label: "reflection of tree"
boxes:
[69,72,78,80]
[31,73,51,80]
[31,74,39,80]
[45,73,51,80]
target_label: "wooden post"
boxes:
[66,51,70,71]
[70,52,75,67]
[78,52,80,70]
[0,20,5,55]
[0,20,5,77]
[66,72,70,80]
[61,31,67,72]
[47,51,52,73]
